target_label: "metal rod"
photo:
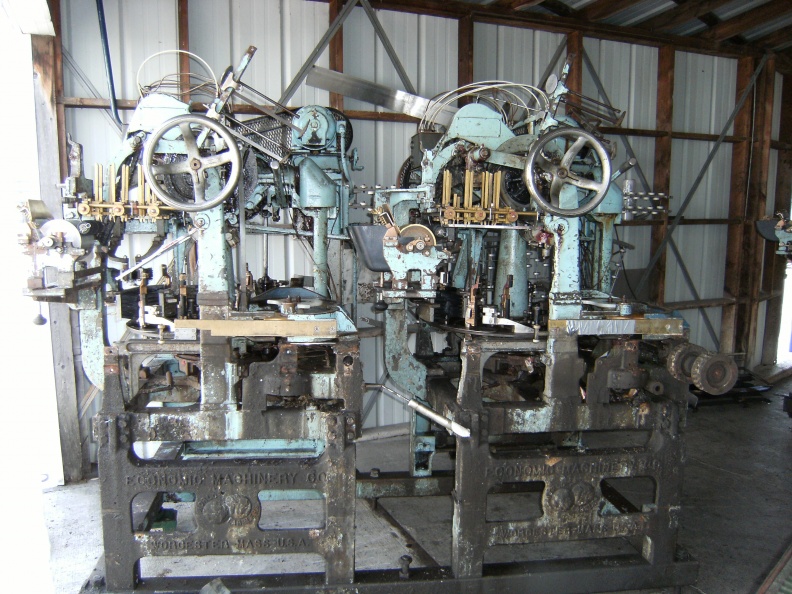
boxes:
[95,0,122,126]
[359,0,417,95]
[238,209,248,311]
[117,229,200,281]
[313,209,329,297]
[366,384,470,438]
[635,53,770,296]
[246,224,348,241]
[279,0,361,104]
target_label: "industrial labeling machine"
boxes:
[20,46,739,593]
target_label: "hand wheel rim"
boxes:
[143,114,242,212]
[523,127,611,217]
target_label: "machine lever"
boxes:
[117,228,200,282]
[367,384,471,438]
[611,157,637,181]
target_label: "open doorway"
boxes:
[776,262,792,366]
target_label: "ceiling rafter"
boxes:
[577,0,645,23]
[506,0,545,10]
[635,0,733,32]
[755,26,792,51]
[702,0,792,42]
[535,0,575,17]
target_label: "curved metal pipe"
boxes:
[96,0,122,126]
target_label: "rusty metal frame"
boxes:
[84,329,698,593]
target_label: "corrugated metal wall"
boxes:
[583,38,657,273]
[60,2,784,424]
[665,51,737,351]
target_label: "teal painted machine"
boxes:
[19,47,740,593]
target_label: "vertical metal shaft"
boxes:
[495,230,529,318]
[313,208,329,297]
[237,210,247,310]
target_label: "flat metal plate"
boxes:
[175,318,337,338]
[548,317,684,336]
[306,66,457,126]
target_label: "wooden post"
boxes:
[32,32,84,483]
[720,56,755,356]
[329,0,344,110]
[650,45,674,305]
[761,74,792,365]
[458,14,474,105]
[737,55,776,365]
[178,0,190,100]
[566,31,583,98]
[47,0,67,178]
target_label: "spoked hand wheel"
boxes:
[523,127,611,217]
[142,114,242,212]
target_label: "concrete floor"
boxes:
[43,387,792,594]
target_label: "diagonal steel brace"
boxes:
[279,0,416,105]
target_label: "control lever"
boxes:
[117,228,200,282]
[366,384,471,438]
[611,157,637,181]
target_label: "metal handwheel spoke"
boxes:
[143,114,242,212]
[193,173,206,202]
[179,122,201,159]
[535,151,558,175]
[202,152,235,168]
[561,136,588,169]
[549,175,565,204]
[566,173,604,192]
[150,160,192,175]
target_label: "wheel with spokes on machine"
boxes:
[523,127,611,217]
[142,114,242,212]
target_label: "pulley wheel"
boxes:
[691,353,738,395]
[667,343,706,383]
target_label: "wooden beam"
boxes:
[508,0,545,10]
[538,0,575,18]
[620,218,738,226]
[329,0,344,110]
[57,96,765,147]
[650,45,674,306]
[760,74,792,365]
[566,31,582,99]
[32,33,85,483]
[578,0,644,23]
[359,0,761,58]
[702,0,792,43]
[47,0,67,179]
[664,297,735,310]
[632,0,733,32]
[177,0,190,100]
[458,14,474,106]
[736,56,776,364]
[720,56,755,355]
[755,26,792,51]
